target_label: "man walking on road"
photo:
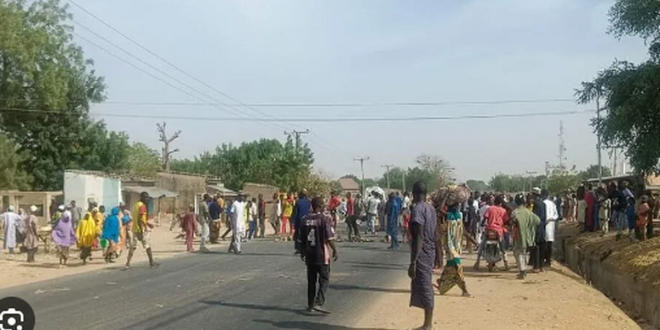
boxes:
[229,193,246,254]
[257,194,267,238]
[408,181,437,330]
[511,193,540,279]
[292,189,311,254]
[126,192,159,269]
[300,197,338,314]
[198,194,212,253]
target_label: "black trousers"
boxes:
[529,242,546,270]
[307,264,330,308]
[294,226,301,251]
[346,215,362,240]
[542,241,553,266]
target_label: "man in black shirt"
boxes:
[300,197,338,314]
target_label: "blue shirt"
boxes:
[209,202,221,220]
[395,196,403,209]
[292,197,311,229]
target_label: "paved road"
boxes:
[0,239,410,330]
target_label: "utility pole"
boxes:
[596,95,603,185]
[613,148,618,176]
[544,161,551,189]
[558,121,566,169]
[157,122,181,172]
[381,164,394,190]
[525,171,537,192]
[284,129,310,191]
[402,171,407,193]
[354,156,370,195]
[284,129,310,153]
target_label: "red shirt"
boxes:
[346,198,354,216]
[328,196,341,211]
[484,205,508,237]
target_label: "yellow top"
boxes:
[283,199,294,217]
[131,201,148,233]
[77,213,99,248]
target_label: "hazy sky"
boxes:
[74,0,649,182]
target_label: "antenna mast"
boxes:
[558,121,566,169]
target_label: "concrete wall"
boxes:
[155,172,206,213]
[64,171,122,209]
[558,228,660,328]
[242,183,278,201]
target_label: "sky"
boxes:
[71,0,650,182]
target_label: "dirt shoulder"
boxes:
[0,226,227,290]
[353,253,643,330]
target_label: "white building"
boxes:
[63,170,122,209]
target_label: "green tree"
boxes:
[378,167,406,190]
[0,134,32,190]
[488,173,546,193]
[578,164,613,181]
[466,179,489,192]
[547,170,581,195]
[127,142,161,176]
[415,154,454,188]
[171,152,215,174]
[301,169,334,197]
[576,0,660,174]
[171,137,314,192]
[0,0,115,190]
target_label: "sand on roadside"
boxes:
[0,225,231,290]
[353,253,645,330]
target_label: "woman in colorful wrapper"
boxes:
[435,203,471,297]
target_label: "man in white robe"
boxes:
[1,205,21,254]
[542,189,559,267]
[229,194,246,254]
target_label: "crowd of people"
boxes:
[559,180,656,241]
[3,178,657,327]
[0,191,159,269]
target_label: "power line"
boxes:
[0,98,578,107]
[0,107,596,122]
[71,23,289,133]
[67,2,348,155]
[68,1,308,132]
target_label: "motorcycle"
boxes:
[483,229,503,272]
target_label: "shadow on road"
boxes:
[330,283,408,294]
[202,251,296,258]
[343,261,406,267]
[199,301,316,316]
[340,245,408,253]
[253,319,394,330]
[18,262,87,269]
[350,264,407,271]
[462,266,523,282]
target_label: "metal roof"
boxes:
[122,186,178,198]
[207,185,238,196]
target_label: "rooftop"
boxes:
[338,177,360,190]
[65,170,154,182]
[123,186,178,198]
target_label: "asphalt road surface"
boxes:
[0,238,410,330]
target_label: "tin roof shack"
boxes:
[0,191,62,226]
[206,179,238,198]
[583,173,660,193]
[64,170,122,210]
[242,182,278,200]
[155,172,208,212]
[338,177,360,196]
[122,186,178,226]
